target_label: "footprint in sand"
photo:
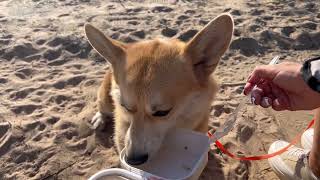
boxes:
[35,38,46,45]
[48,94,72,105]
[11,104,42,115]
[45,116,60,125]
[230,37,264,56]
[236,122,256,143]
[119,35,137,43]
[294,32,320,50]
[52,75,86,89]
[45,35,92,59]
[281,26,295,37]
[43,48,62,61]
[230,9,242,16]
[178,29,198,42]
[2,41,39,61]
[301,21,317,30]
[129,30,146,39]
[52,121,79,144]
[212,102,232,117]
[11,146,40,164]
[14,68,34,79]
[0,78,8,84]
[151,6,173,13]
[9,87,36,100]
[161,27,177,37]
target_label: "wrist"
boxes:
[301,56,320,93]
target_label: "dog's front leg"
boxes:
[114,115,130,154]
[91,70,114,129]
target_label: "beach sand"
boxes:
[0,0,319,179]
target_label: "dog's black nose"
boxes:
[125,153,148,165]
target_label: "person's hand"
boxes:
[243,62,320,111]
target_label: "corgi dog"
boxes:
[84,13,233,165]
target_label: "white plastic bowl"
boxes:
[120,128,210,180]
[89,128,210,180]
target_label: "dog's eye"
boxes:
[152,109,171,117]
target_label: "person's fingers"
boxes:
[244,82,255,95]
[246,81,274,107]
[247,65,277,85]
[256,81,272,94]
[272,99,287,111]
[261,97,272,108]
[244,66,277,95]
[270,84,291,110]
[250,87,264,105]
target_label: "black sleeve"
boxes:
[301,56,320,93]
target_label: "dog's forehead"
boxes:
[124,39,187,86]
[125,39,185,66]
[117,39,197,104]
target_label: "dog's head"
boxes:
[85,13,233,165]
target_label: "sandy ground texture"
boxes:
[0,0,319,179]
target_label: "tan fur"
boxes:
[85,13,234,162]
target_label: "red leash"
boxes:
[208,119,315,161]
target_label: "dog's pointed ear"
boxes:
[184,13,233,82]
[84,23,126,67]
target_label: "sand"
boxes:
[0,0,319,179]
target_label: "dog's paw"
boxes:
[90,112,106,130]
